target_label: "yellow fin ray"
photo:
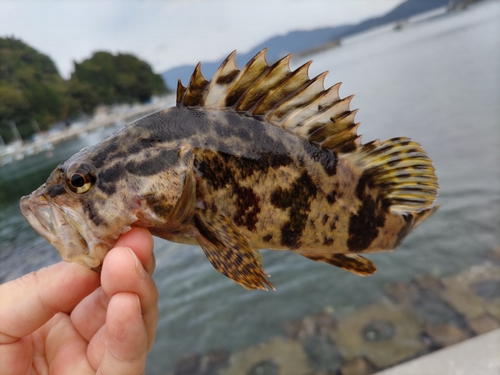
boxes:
[340,137,438,213]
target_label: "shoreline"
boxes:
[0,95,175,166]
[166,248,500,375]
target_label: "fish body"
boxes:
[20,50,439,290]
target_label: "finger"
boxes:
[102,247,158,350]
[70,286,110,343]
[71,227,155,342]
[89,247,158,356]
[0,262,99,343]
[115,227,155,274]
[0,336,32,375]
[96,293,148,375]
[35,313,95,374]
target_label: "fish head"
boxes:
[20,160,120,269]
[20,129,194,269]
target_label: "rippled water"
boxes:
[0,3,499,374]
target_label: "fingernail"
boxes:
[128,248,147,280]
[135,294,142,315]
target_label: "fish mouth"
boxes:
[20,188,104,268]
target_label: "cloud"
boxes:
[0,0,403,78]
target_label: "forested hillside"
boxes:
[0,37,168,143]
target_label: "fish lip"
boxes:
[20,193,61,246]
[20,189,100,267]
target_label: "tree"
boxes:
[69,51,168,113]
[0,37,71,142]
[0,38,169,143]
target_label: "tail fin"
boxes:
[411,204,440,228]
[340,137,439,214]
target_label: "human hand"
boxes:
[0,227,158,374]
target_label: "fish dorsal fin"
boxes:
[176,49,359,151]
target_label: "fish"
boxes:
[20,49,439,290]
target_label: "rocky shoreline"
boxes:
[167,247,500,375]
[0,95,175,166]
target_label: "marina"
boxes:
[0,95,175,166]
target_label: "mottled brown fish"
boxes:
[20,49,439,290]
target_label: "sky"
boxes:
[0,0,404,78]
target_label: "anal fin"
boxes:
[194,209,274,290]
[298,252,377,276]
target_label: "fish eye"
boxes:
[70,173,86,188]
[64,163,97,195]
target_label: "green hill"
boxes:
[0,37,70,143]
[0,37,168,143]
[69,51,168,114]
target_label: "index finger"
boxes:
[0,262,99,343]
[115,227,155,274]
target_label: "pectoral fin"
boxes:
[298,252,376,276]
[194,209,274,290]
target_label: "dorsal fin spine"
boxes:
[281,83,343,132]
[182,63,208,107]
[223,49,269,108]
[236,54,292,112]
[176,79,186,106]
[320,122,360,150]
[267,71,328,124]
[253,60,312,116]
[300,95,354,133]
[202,50,239,108]
[178,49,360,152]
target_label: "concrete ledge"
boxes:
[373,328,500,375]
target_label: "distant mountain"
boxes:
[162,0,449,90]
[161,25,352,91]
[335,0,451,37]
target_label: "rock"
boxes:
[384,282,418,304]
[247,359,280,375]
[302,332,342,374]
[474,280,500,301]
[283,319,304,341]
[175,353,202,375]
[424,324,468,348]
[283,312,336,340]
[329,299,425,369]
[340,357,376,375]
[467,314,500,335]
[409,292,466,328]
[201,347,231,375]
[440,262,500,321]
[486,246,500,263]
[414,274,443,292]
[218,337,312,375]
